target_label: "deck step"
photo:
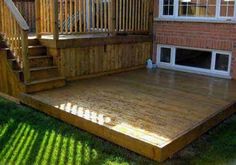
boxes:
[25,77,66,93]
[30,66,60,81]
[28,39,40,46]
[1,36,66,93]
[29,56,53,68]
[15,66,60,81]
[28,45,47,56]
[9,56,53,68]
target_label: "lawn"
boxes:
[0,97,236,165]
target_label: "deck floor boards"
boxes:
[20,69,236,161]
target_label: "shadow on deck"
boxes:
[20,69,236,162]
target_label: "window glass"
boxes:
[178,0,216,17]
[220,0,235,17]
[160,47,171,63]
[163,0,174,15]
[215,53,230,71]
[175,48,212,69]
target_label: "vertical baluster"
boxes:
[74,0,78,33]
[79,0,82,32]
[92,0,96,32]
[35,0,40,38]
[70,0,73,33]
[84,0,86,32]
[65,0,68,33]
[116,0,119,32]
[88,0,91,32]
[96,0,99,31]
[111,0,116,35]
[100,0,103,32]
[126,0,128,31]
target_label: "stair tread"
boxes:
[26,77,65,85]
[29,55,51,59]
[0,48,9,51]
[30,66,58,71]
[10,55,50,61]
[8,55,52,61]
[28,45,45,49]
[14,66,58,73]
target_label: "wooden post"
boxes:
[21,30,30,83]
[0,0,2,32]
[148,0,154,35]
[110,0,116,36]
[35,0,40,39]
[51,0,59,40]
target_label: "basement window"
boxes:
[157,45,232,78]
[215,53,230,71]
[175,48,212,69]
[160,47,172,63]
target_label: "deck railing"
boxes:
[36,0,153,39]
[14,0,36,33]
[0,0,30,83]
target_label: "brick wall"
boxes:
[153,21,236,78]
[153,0,236,78]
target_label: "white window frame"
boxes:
[156,45,232,79]
[159,0,236,22]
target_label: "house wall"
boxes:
[153,0,236,79]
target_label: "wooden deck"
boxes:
[20,69,236,162]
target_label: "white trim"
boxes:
[154,17,236,24]
[158,0,236,22]
[156,45,232,79]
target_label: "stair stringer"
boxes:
[0,49,26,98]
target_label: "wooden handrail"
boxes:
[14,0,36,33]
[4,0,29,31]
[0,0,31,83]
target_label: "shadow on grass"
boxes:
[0,98,236,165]
[0,98,155,165]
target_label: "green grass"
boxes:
[0,97,236,165]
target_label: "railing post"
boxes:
[0,0,2,32]
[148,0,154,35]
[51,0,59,40]
[35,0,41,39]
[21,30,30,83]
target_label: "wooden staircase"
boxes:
[5,38,66,93]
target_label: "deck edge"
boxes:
[160,101,236,161]
[19,93,163,162]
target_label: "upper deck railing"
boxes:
[35,0,153,39]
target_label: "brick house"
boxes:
[153,0,236,79]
